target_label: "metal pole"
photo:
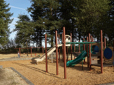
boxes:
[100,30,103,73]
[45,34,48,72]
[89,34,91,70]
[70,33,72,60]
[55,30,58,75]
[63,27,66,79]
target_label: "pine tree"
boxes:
[104,0,114,41]
[0,0,13,45]
[71,0,111,39]
[59,0,76,40]
[28,0,62,47]
[14,15,34,47]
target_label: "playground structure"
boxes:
[32,27,114,79]
[33,35,71,63]
[15,47,44,57]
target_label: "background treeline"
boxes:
[0,0,114,53]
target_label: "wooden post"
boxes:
[42,47,44,53]
[55,30,58,75]
[70,33,72,60]
[100,30,103,73]
[104,38,106,62]
[113,40,114,52]
[92,37,94,42]
[83,38,85,50]
[79,40,80,53]
[89,34,91,70]
[58,34,60,44]
[83,38,85,63]
[91,36,93,42]
[67,47,68,61]
[31,47,32,57]
[74,44,75,52]
[92,36,94,42]
[19,48,21,57]
[104,38,106,49]
[63,27,66,79]
[45,34,48,72]
[74,41,75,59]
[62,33,64,62]
[27,47,28,56]
[86,37,89,67]
[59,49,60,61]
[74,44,75,59]
[76,46,77,52]
[113,39,114,67]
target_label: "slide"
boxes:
[66,51,87,67]
[34,44,62,63]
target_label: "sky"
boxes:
[4,0,51,47]
[4,0,31,40]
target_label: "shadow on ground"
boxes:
[13,62,62,79]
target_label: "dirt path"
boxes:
[0,59,114,85]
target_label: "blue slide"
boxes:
[66,51,87,67]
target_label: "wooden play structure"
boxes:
[32,27,114,79]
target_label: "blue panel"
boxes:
[104,48,112,59]
[94,46,99,52]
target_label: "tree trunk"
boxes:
[51,34,53,47]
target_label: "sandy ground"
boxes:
[0,53,114,85]
[0,54,18,59]
[0,68,28,85]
